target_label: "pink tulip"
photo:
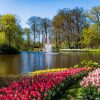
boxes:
[80,68,100,92]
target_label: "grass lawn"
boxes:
[60,49,100,52]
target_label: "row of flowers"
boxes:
[80,68,100,90]
[80,68,100,99]
[29,68,67,76]
[0,68,89,100]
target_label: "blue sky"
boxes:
[0,0,100,27]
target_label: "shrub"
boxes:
[74,60,100,68]
[0,44,19,54]
[81,86,100,100]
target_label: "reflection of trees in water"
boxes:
[60,52,100,68]
[88,52,100,62]
[21,52,45,73]
[21,52,29,73]
[0,55,18,75]
[52,54,61,68]
[1,52,100,75]
[34,52,44,70]
[45,53,54,69]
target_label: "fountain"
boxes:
[44,36,52,68]
[44,34,59,55]
[45,36,52,52]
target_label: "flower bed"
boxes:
[0,75,24,88]
[80,68,100,89]
[80,68,100,99]
[0,68,89,100]
[29,68,67,76]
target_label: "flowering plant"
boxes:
[0,68,89,100]
[80,68,100,89]
[29,68,67,76]
[80,68,100,99]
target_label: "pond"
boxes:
[0,51,100,75]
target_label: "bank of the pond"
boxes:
[0,44,19,54]
[60,49,100,52]
[20,49,100,53]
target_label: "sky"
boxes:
[0,0,100,28]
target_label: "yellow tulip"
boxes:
[29,68,67,76]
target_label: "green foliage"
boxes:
[52,7,87,49]
[0,14,24,51]
[74,60,100,68]
[81,86,100,100]
[52,47,59,52]
[24,28,31,49]
[0,14,17,46]
[81,24,100,48]
[86,5,100,26]
[0,75,24,88]
[28,16,41,45]
[0,6,100,51]
[0,44,19,54]
[0,32,6,44]
[43,71,88,100]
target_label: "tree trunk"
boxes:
[39,34,41,47]
[42,35,43,48]
[45,29,47,43]
[76,20,80,49]
[56,34,58,49]
[67,36,71,48]
[28,34,30,49]
[8,34,11,47]
[76,37,80,49]
[33,30,35,48]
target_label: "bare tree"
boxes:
[24,28,30,49]
[52,8,88,49]
[28,16,41,48]
[41,18,51,43]
[87,5,100,26]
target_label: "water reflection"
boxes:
[45,53,54,69]
[0,51,100,75]
[20,52,45,74]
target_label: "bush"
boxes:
[0,44,19,54]
[74,60,100,68]
[52,47,59,52]
[81,86,100,100]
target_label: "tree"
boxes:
[81,24,100,48]
[0,14,18,47]
[87,5,100,26]
[28,16,41,48]
[41,18,51,43]
[71,7,88,48]
[24,28,30,49]
[52,8,87,48]
[0,32,6,44]
[14,25,24,49]
[52,9,71,48]
[52,15,63,48]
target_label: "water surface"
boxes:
[0,51,100,75]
